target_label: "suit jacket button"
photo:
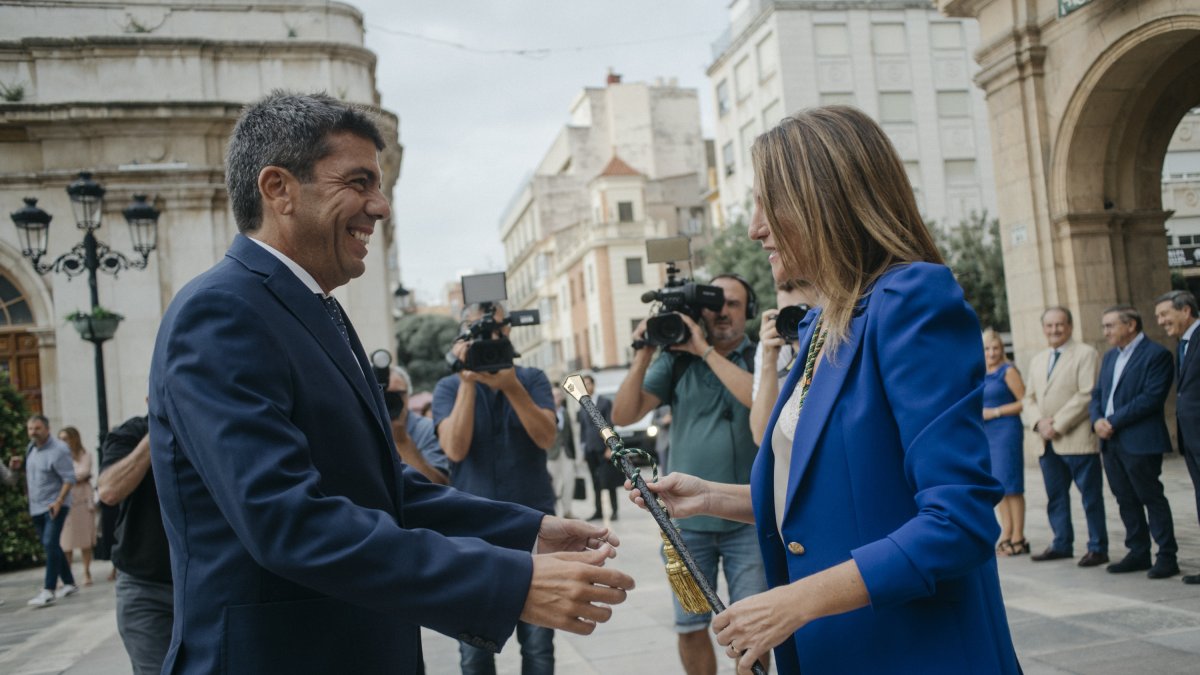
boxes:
[787,541,806,555]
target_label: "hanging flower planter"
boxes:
[66,307,124,342]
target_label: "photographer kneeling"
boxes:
[612,274,767,675]
[433,301,559,675]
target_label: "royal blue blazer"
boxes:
[1088,337,1173,455]
[752,263,1020,674]
[149,235,544,674]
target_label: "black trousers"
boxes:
[1101,450,1177,559]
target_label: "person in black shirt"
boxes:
[98,415,172,675]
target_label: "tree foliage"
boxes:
[695,216,777,340]
[934,211,1009,331]
[394,313,462,392]
[0,371,41,571]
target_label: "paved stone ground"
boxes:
[2,453,1199,674]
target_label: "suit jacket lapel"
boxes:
[1182,334,1199,383]
[1112,339,1146,401]
[782,308,868,523]
[228,236,389,431]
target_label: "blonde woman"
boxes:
[630,107,1018,674]
[982,329,1028,555]
[58,426,97,585]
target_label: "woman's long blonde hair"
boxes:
[751,106,942,349]
[59,425,86,461]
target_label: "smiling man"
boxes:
[148,92,632,674]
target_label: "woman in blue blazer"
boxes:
[632,107,1020,673]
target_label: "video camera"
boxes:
[447,272,540,373]
[633,236,724,349]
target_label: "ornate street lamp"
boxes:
[9,172,161,444]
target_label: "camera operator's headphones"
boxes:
[710,273,758,320]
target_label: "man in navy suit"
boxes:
[148,92,633,674]
[1156,290,1200,585]
[1089,305,1178,579]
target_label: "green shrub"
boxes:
[0,371,42,571]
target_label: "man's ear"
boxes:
[258,166,297,217]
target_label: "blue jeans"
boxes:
[459,621,553,675]
[1039,444,1107,554]
[666,523,767,632]
[32,508,76,591]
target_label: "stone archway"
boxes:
[1049,17,1200,337]
[0,242,57,418]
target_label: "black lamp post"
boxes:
[9,171,160,446]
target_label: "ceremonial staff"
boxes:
[562,374,769,675]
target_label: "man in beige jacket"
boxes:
[1023,307,1109,566]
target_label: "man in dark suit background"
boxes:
[1089,305,1178,579]
[148,92,632,674]
[1155,290,1200,585]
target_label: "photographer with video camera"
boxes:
[612,257,768,675]
[433,277,559,675]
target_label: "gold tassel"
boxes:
[661,530,709,614]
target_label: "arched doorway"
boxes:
[1050,17,1200,339]
[0,269,42,413]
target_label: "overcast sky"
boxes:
[345,1,731,305]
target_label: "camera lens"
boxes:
[645,313,689,346]
[776,304,810,342]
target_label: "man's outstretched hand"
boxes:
[536,515,621,555]
[520,548,634,635]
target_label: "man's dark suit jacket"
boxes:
[148,235,544,674]
[1178,329,1200,451]
[1089,336,1173,454]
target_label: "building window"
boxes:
[936,91,970,118]
[930,23,963,50]
[734,56,754,101]
[722,141,736,177]
[878,92,913,123]
[819,92,855,107]
[871,24,907,55]
[587,265,595,293]
[756,32,777,80]
[716,79,731,117]
[626,257,644,285]
[762,99,782,128]
[617,201,634,222]
[814,24,849,57]
[740,120,758,169]
[944,159,977,186]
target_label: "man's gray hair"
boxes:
[1042,306,1073,326]
[391,365,412,392]
[461,301,506,322]
[1155,289,1200,319]
[1102,304,1142,332]
[226,90,385,233]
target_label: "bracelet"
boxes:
[701,345,715,361]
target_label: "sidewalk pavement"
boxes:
[2,453,1199,674]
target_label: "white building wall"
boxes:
[0,1,400,445]
[707,0,997,231]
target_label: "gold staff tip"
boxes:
[562,374,588,402]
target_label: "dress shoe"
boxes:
[1106,554,1152,574]
[1147,558,1180,579]
[586,513,603,522]
[1182,574,1200,585]
[1077,551,1109,568]
[1031,547,1072,562]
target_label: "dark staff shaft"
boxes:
[574,391,767,675]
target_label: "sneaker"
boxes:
[54,584,79,599]
[27,589,55,607]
